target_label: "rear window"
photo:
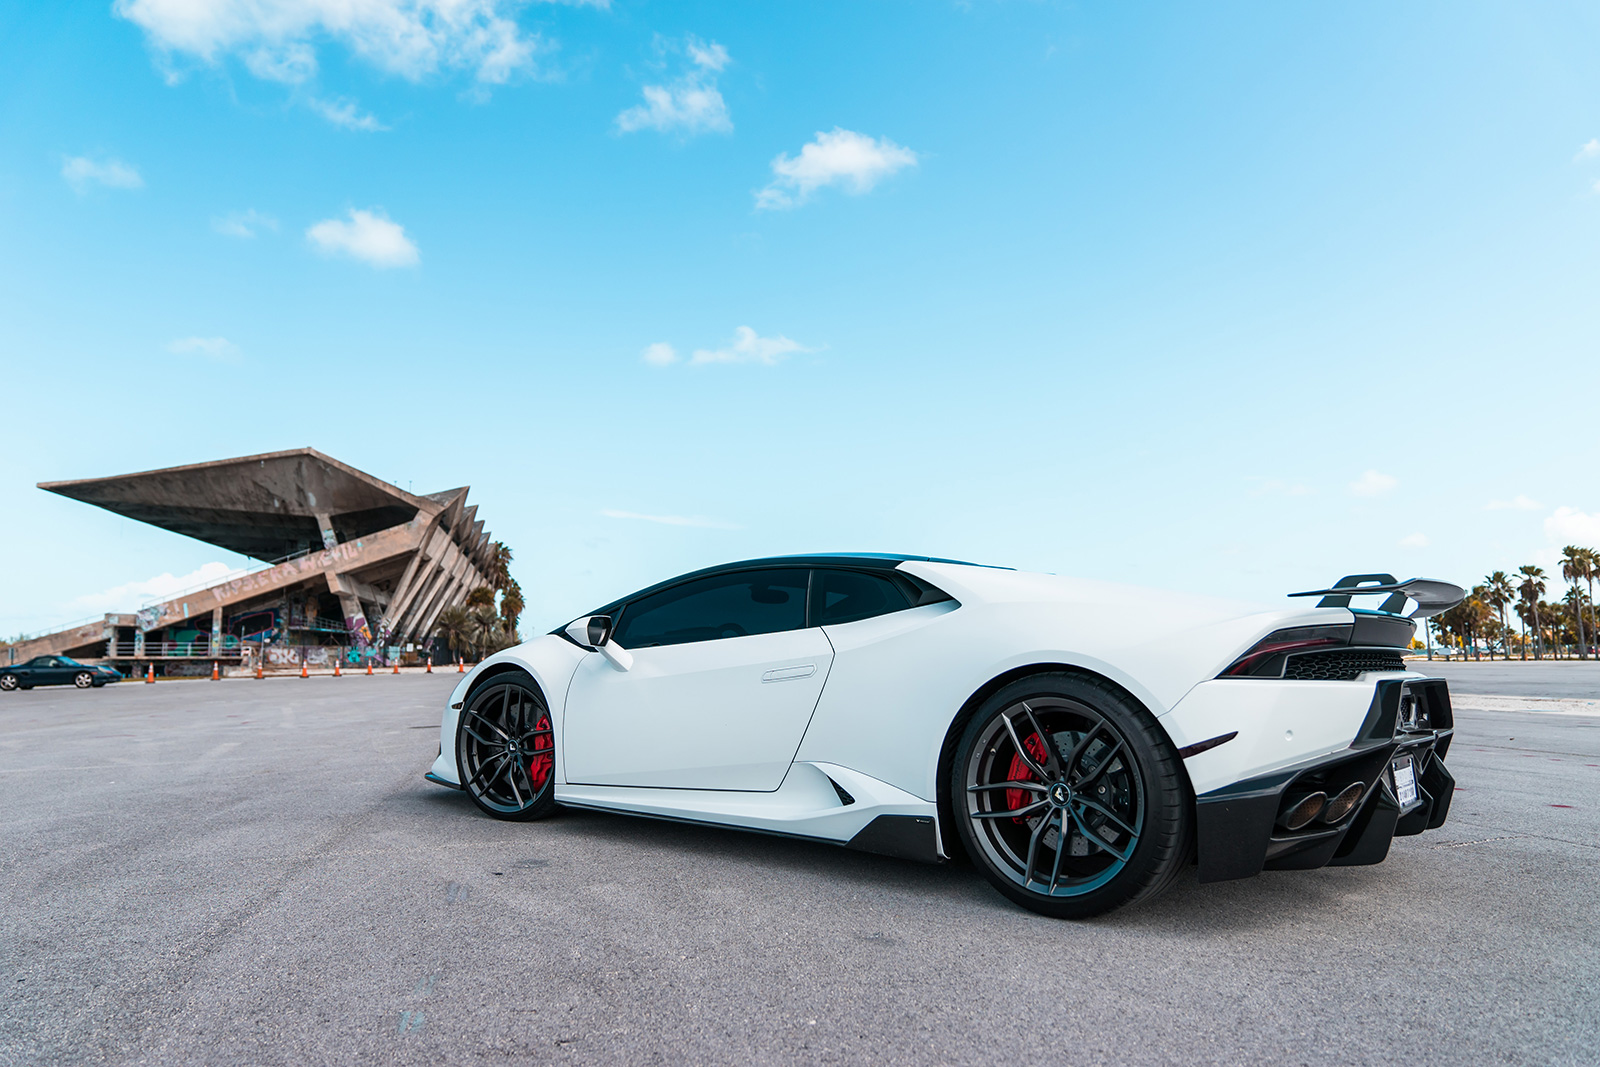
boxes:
[812,569,912,626]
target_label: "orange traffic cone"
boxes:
[457,658,465,673]
[366,659,373,676]
[334,658,342,677]
[211,661,219,681]
[425,657,432,674]
[300,660,308,678]
[255,661,263,680]
[145,664,155,684]
[392,661,399,674]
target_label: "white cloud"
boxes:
[1577,139,1600,161]
[1398,532,1429,548]
[112,0,577,86]
[168,336,242,362]
[690,326,811,366]
[1485,494,1541,511]
[615,36,732,136]
[601,509,738,529]
[309,96,386,131]
[1348,470,1398,497]
[641,342,678,366]
[61,155,143,192]
[212,209,278,238]
[306,208,419,268]
[685,39,729,72]
[245,40,316,83]
[1544,506,1600,546]
[756,128,918,210]
[69,562,251,616]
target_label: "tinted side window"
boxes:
[614,569,809,648]
[813,569,912,626]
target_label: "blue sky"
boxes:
[4,0,1600,638]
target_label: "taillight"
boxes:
[1222,624,1353,677]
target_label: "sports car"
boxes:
[425,554,1463,918]
[0,656,122,691]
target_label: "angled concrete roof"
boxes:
[39,448,455,562]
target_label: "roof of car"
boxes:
[581,553,1001,620]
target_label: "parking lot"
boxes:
[1,670,1596,1066]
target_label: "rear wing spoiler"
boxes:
[1288,574,1465,619]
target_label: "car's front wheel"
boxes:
[951,673,1192,919]
[0,674,17,692]
[456,670,558,821]
[73,672,95,689]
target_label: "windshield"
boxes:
[57,657,82,666]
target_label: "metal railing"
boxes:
[108,640,245,660]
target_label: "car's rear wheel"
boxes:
[73,672,95,689]
[456,671,558,821]
[952,673,1192,919]
[0,674,17,692]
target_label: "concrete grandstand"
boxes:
[6,449,498,674]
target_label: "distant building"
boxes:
[8,448,498,672]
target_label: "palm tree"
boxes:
[1580,547,1599,658]
[433,605,473,662]
[1561,546,1589,659]
[488,541,513,591]
[464,584,496,609]
[1548,599,1571,657]
[1563,587,1587,659]
[1517,565,1546,659]
[1484,575,1510,659]
[468,604,512,659]
[499,578,524,637]
[1483,571,1515,660]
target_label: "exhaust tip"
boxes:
[1321,781,1365,823]
[1280,791,1327,831]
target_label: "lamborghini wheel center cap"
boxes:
[1049,782,1071,806]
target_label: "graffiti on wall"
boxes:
[345,615,373,650]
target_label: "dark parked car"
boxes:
[0,656,122,691]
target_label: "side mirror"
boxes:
[565,615,612,649]
[563,615,633,672]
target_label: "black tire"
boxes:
[73,672,95,689]
[456,670,559,822]
[0,674,17,692]
[951,672,1192,919]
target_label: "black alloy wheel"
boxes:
[73,672,95,689]
[0,674,17,692]
[952,673,1192,919]
[456,670,558,821]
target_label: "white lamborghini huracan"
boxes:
[426,554,1463,918]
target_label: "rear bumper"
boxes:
[1193,678,1454,883]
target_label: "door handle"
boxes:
[761,664,816,683]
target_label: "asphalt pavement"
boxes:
[1,671,1596,1066]
[1408,657,1600,698]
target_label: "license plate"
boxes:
[1392,756,1418,806]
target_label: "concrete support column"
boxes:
[314,511,339,550]
[211,606,223,656]
[326,572,372,656]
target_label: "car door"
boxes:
[36,657,69,685]
[562,568,833,791]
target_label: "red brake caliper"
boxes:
[528,714,553,791]
[1005,733,1050,822]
